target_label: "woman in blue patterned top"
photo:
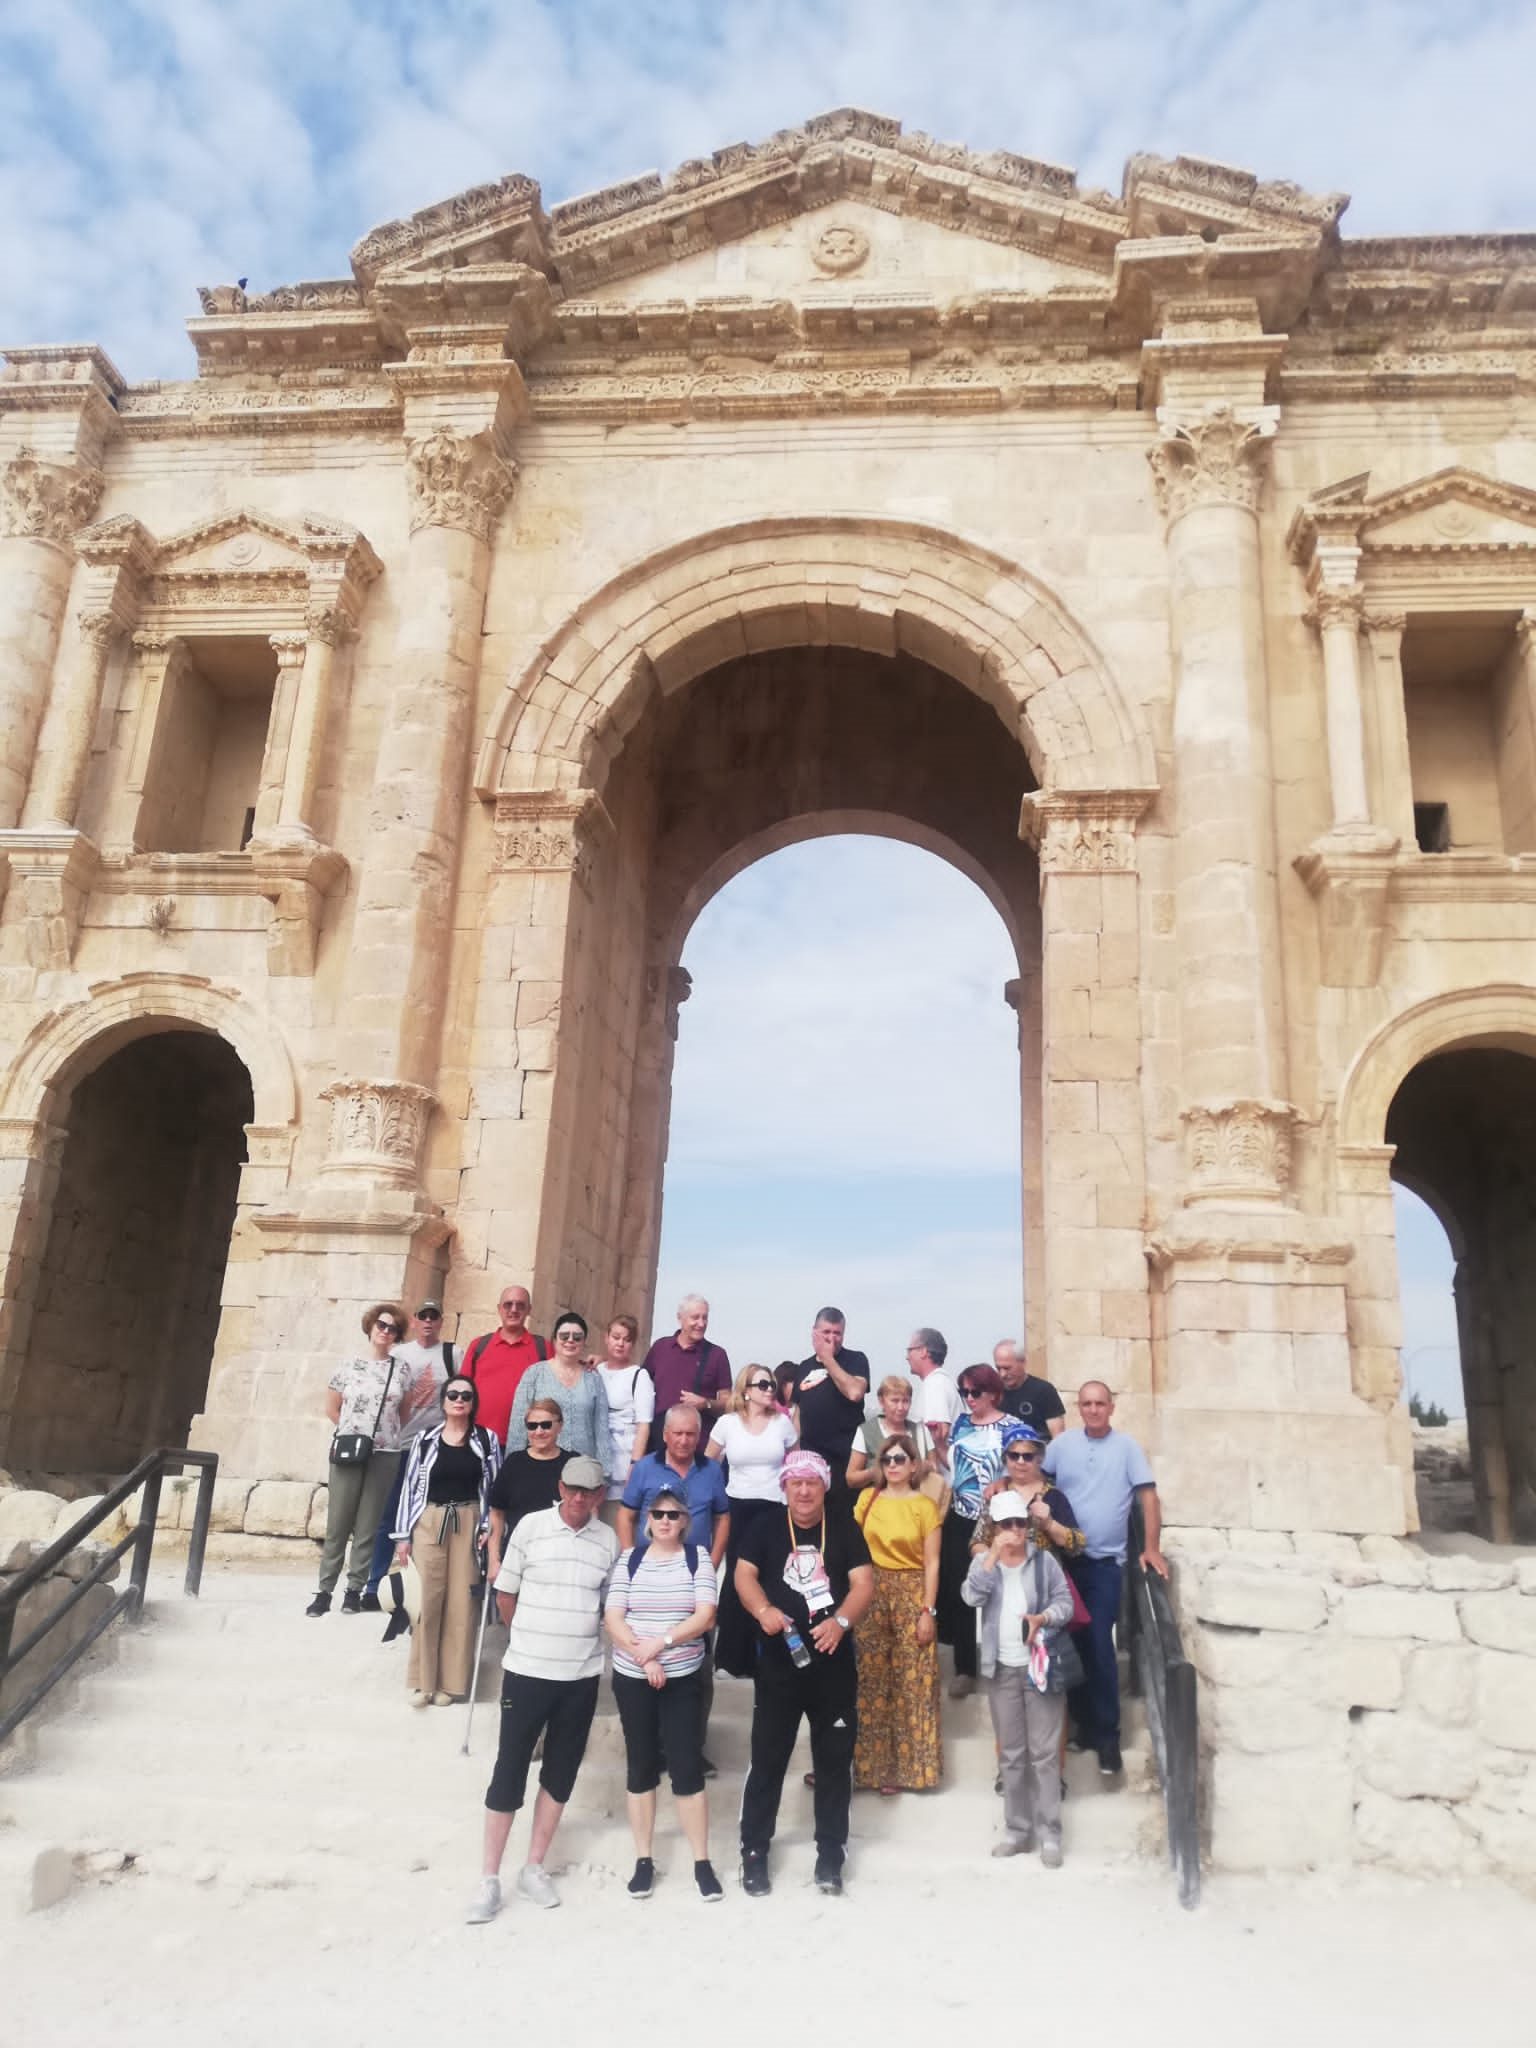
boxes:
[935,1364,1015,1698]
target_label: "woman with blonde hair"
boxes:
[852,1430,942,1794]
[308,1303,408,1616]
[706,1364,797,1676]
[391,1373,502,1705]
[847,1375,930,1492]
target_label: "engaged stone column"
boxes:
[1149,405,1295,1201]
[275,609,347,837]
[1312,586,1372,831]
[252,633,311,836]
[25,610,123,828]
[0,448,103,828]
[337,422,515,1091]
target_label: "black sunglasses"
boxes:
[443,1389,473,1404]
[747,1378,774,1391]
[526,1419,557,1432]
[650,1508,685,1522]
[376,1322,403,1336]
[1005,1448,1041,1461]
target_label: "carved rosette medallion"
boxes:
[1147,406,1275,527]
[318,1078,435,1183]
[491,791,612,889]
[0,448,104,547]
[811,223,870,275]
[1018,788,1158,878]
[404,427,516,542]
[1181,1098,1297,1203]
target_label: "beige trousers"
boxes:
[408,1501,478,1698]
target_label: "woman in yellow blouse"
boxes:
[852,1431,943,1794]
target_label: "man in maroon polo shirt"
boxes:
[464,1284,550,1445]
[642,1294,732,1429]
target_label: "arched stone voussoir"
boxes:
[477,517,1154,798]
[0,971,298,1131]
[1337,982,1536,1152]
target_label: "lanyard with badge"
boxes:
[781,1506,834,1614]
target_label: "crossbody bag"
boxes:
[330,1359,397,1468]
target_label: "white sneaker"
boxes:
[465,1876,501,1925]
[517,1862,560,1909]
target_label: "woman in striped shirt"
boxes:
[604,1485,723,1901]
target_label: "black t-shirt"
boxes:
[1000,1375,1066,1433]
[426,1437,482,1503]
[739,1505,872,1671]
[488,1449,572,1528]
[790,1348,871,1467]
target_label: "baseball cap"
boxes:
[989,1494,1031,1523]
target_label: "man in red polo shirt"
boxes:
[465,1284,549,1444]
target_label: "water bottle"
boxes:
[783,1621,812,1669]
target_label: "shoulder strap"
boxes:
[626,1539,649,1580]
[534,1334,550,1361]
[443,1341,456,1373]
[686,1542,700,1576]
[464,1332,496,1381]
[690,1340,714,1394]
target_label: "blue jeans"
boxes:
[365,1453,410,1594]
[1068,1554,1123,1750]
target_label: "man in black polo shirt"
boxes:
[788,1306,869,1521]
[993,1338,1065,1438]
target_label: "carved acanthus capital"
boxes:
[269,631,309,669]
[76,608,123,654]
[1148,406,1276,526]
[1018,787,1158,877]
[0,447,104,547]
[1305,584,1366,632]
[491,790,612,887]
[304,603,353,647]
[318,1078,435,1184]
[404,426,516,541]
[1181,1098,1297,1203]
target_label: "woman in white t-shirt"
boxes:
[595,1314,655,1525]
[706,1364,798,1676]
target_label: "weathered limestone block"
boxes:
[1426,1555,1516,1594]
[1337,1587,1463,1643]
[1293,1532,1363,1568]
[1227,1530,1296,1558]
[243,1479,318,1538]
[1191,1622,1294,1690]
[1462,1806,1536,1891]
[306,1485,329,1540]
[1515,1558,1536,1596]
[1356,1710,1482,1800]
[0,1491,65,1541]
[1196,1565,1328,1633]
[204,1531,321,1565]
[1354,1790,1477,1876]
[210,1478,256,1534]
[1210,1752,1354,1870]
[1208,1684,1347,1755]
[1313,1635,1406,1711]
[1404,1645,1480,1727]
[1460,1591,1536,1658]
[1359,1534,1428,1587]
[1477,1651,1536,1752]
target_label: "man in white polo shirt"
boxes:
[467,1455,617,1922]
[907,1327,960,1468]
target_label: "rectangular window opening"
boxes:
[1401,612,1527,855]
[138,636,278,854]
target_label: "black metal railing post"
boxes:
[184,1457,217,1596]
[1125,1497,1201,1908]
[128,1470,163,1620]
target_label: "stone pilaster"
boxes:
[0,448,103,829]
[251,633,311,837]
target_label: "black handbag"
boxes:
[1028,1552,1085,1693]
[329,1360,396,1467]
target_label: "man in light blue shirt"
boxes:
[1043,1382,1166,1779]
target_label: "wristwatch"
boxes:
[834,1613,851,1632]
[923,1605,938,1617]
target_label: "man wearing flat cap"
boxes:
[733,1449,874,1897]
[466,1455,617,1923]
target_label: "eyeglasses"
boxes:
[376,1322,402,1336]
[500,1301,530,1313]
[443,1390,473,1404]
[650,1508,685,1522]
[555,1330,584,1343]
[526,1419,557,1432]
[1005,1449,1040,1462]
[747,1378,774,1392]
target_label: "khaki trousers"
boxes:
[318,1452,400,1596]
[408,1501,478,1698]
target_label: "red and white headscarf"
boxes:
[778,1448,832,1492]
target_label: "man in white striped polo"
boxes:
[467,1454,617,1922]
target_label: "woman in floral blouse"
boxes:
[308,1304,408,1617]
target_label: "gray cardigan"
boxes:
[961,1545,1074,1679]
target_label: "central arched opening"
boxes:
[4,1030,253,1480]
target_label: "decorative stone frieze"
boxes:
[1148,405,1276,524]
[1181,1098,1298,1204]
[1018,787,1158,877]
[491,791,612,886]
[403,426,516,540]
[317,1079,434,1184]
[0,448,103,547]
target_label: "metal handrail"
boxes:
[0,1447,218,1743]
[1125,1498,1200,1908]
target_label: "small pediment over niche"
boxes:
[152,510,375,579]
[1360,469,1536,552]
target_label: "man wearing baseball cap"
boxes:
[466,1456,617,1922]
[733,1449,874,1897]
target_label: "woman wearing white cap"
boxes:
[961,1493,1074,1865]
[392,1374,502,1706]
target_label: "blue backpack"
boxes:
[626,1537,700,1580]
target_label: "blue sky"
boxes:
[4,0,1511,1408]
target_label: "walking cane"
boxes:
[462,1558,494,1756]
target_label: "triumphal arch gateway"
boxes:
[4,110,1536,1871]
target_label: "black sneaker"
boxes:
[340,1588,363,1615]
[813,1853,844,1896]
[305,1592,331,1617]
[359,1588,382,1613]
[1098,1741,1123,1776]
[740,1849,771,1897]
[695,1860,724,1901]
[626,1857,654,1899]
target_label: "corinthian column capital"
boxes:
[0,447,104,547]
[1148,405,1276,527]
[404,426,516,541]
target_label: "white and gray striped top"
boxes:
[495,1504,619,1682]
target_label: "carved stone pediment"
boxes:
[149,509,379,580]
[84,509,383,635]
[1291,466,1536,606]
[1357,468,1536,551]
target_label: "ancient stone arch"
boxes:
[476,516,1154,798]
[1337,983,1536,1151]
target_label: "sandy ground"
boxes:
[7,1829,1534,2045]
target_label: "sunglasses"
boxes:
[526,1419,557,1432]
[417,1310,442,1320]
[1005,1448,1041,1461]
[959,1387,985,1400]
[376,1322,403,1336]
[747,1378,774,1392]
[650,1508,685,1522]
[555,1330,585,1342]
[880,1453,911,1466]
[443,1389,473,1404]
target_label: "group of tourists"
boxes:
[307,1288,1166,1917]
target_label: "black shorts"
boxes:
[611,1667,705,1797]
[484,1671,599,1813]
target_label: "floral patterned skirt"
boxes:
[853,1565,942,1790]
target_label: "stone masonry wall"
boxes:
[1168,1528,1536,1894]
